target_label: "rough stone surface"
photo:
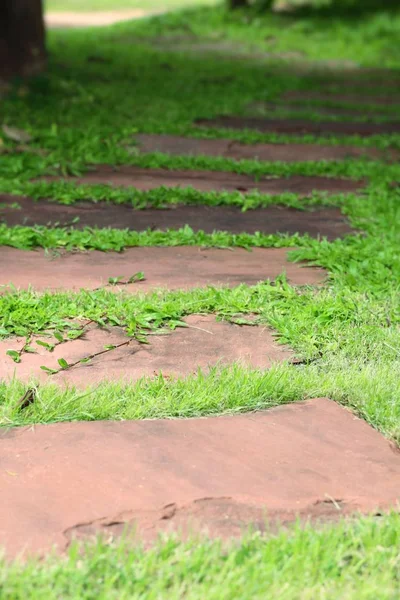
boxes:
[42,165,363,195]
[0,195,354,239]
[0,315,292,385]
[196,115,400,137]
[0,246,326,292]
[136,133,389,162]
[1,398,400,557]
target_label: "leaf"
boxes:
[57,358,69,369]
[104,345,116,350]
[24,346,37,354]
[16,388,36,410]
[40,365,58,375]
[108,316,121,326]
[108,276,124,285]
[2,124,32,143]
[54,331,64,343]
[128,271,145,283]
[67,329,83,340]
[36,340,55,351]
[6,349,21,363]
[80,357,92,364]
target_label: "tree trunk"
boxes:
[0,0,46,80]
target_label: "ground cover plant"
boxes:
[1,0,400,597]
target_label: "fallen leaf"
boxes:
[16,388,37,410]
[2,124,32,144]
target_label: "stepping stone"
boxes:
[0,195,354,240]
[196,116,400,137]
[246,101,396,121]
[43,165,363,195]
[136,133,389,162]
[0,247,325,292]
[0,315,292,386]
[282,90,400,107]
[1,398,400,557]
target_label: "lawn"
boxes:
[1,0,400,596]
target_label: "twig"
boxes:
[45,340,133,376]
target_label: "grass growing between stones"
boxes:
[2,513,400,600]
[1,276,399,436]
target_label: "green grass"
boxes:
[2,513,400,599]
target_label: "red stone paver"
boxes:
[0,246,326,292]
[42,165,363,195]
[247,101,395,120]
[282,90,400,107]
[0,315,292,385]
[0,196,354,240]
[1,398,400,557]
[196,116,400,137]
[136,133,391,161]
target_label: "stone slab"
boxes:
[246,101,396,120]
[43,165,363,196]
[0,315,292,385]
[196,116,400,137]
[136,133,389,162]
[0,246,325,292]
[1,398,400,557]
[0,196,354,240]
[282,90,400,107]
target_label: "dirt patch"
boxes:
[196,116,400,137]
[0,315,293,385]
[42,165,363,195]
[45,10,162,28]
[1,398,400,557]
[0,246,326,292]
[0,196,354,240]
[136,133,393,161]
[282,90,400,107]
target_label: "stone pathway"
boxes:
[1,66,400,558]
